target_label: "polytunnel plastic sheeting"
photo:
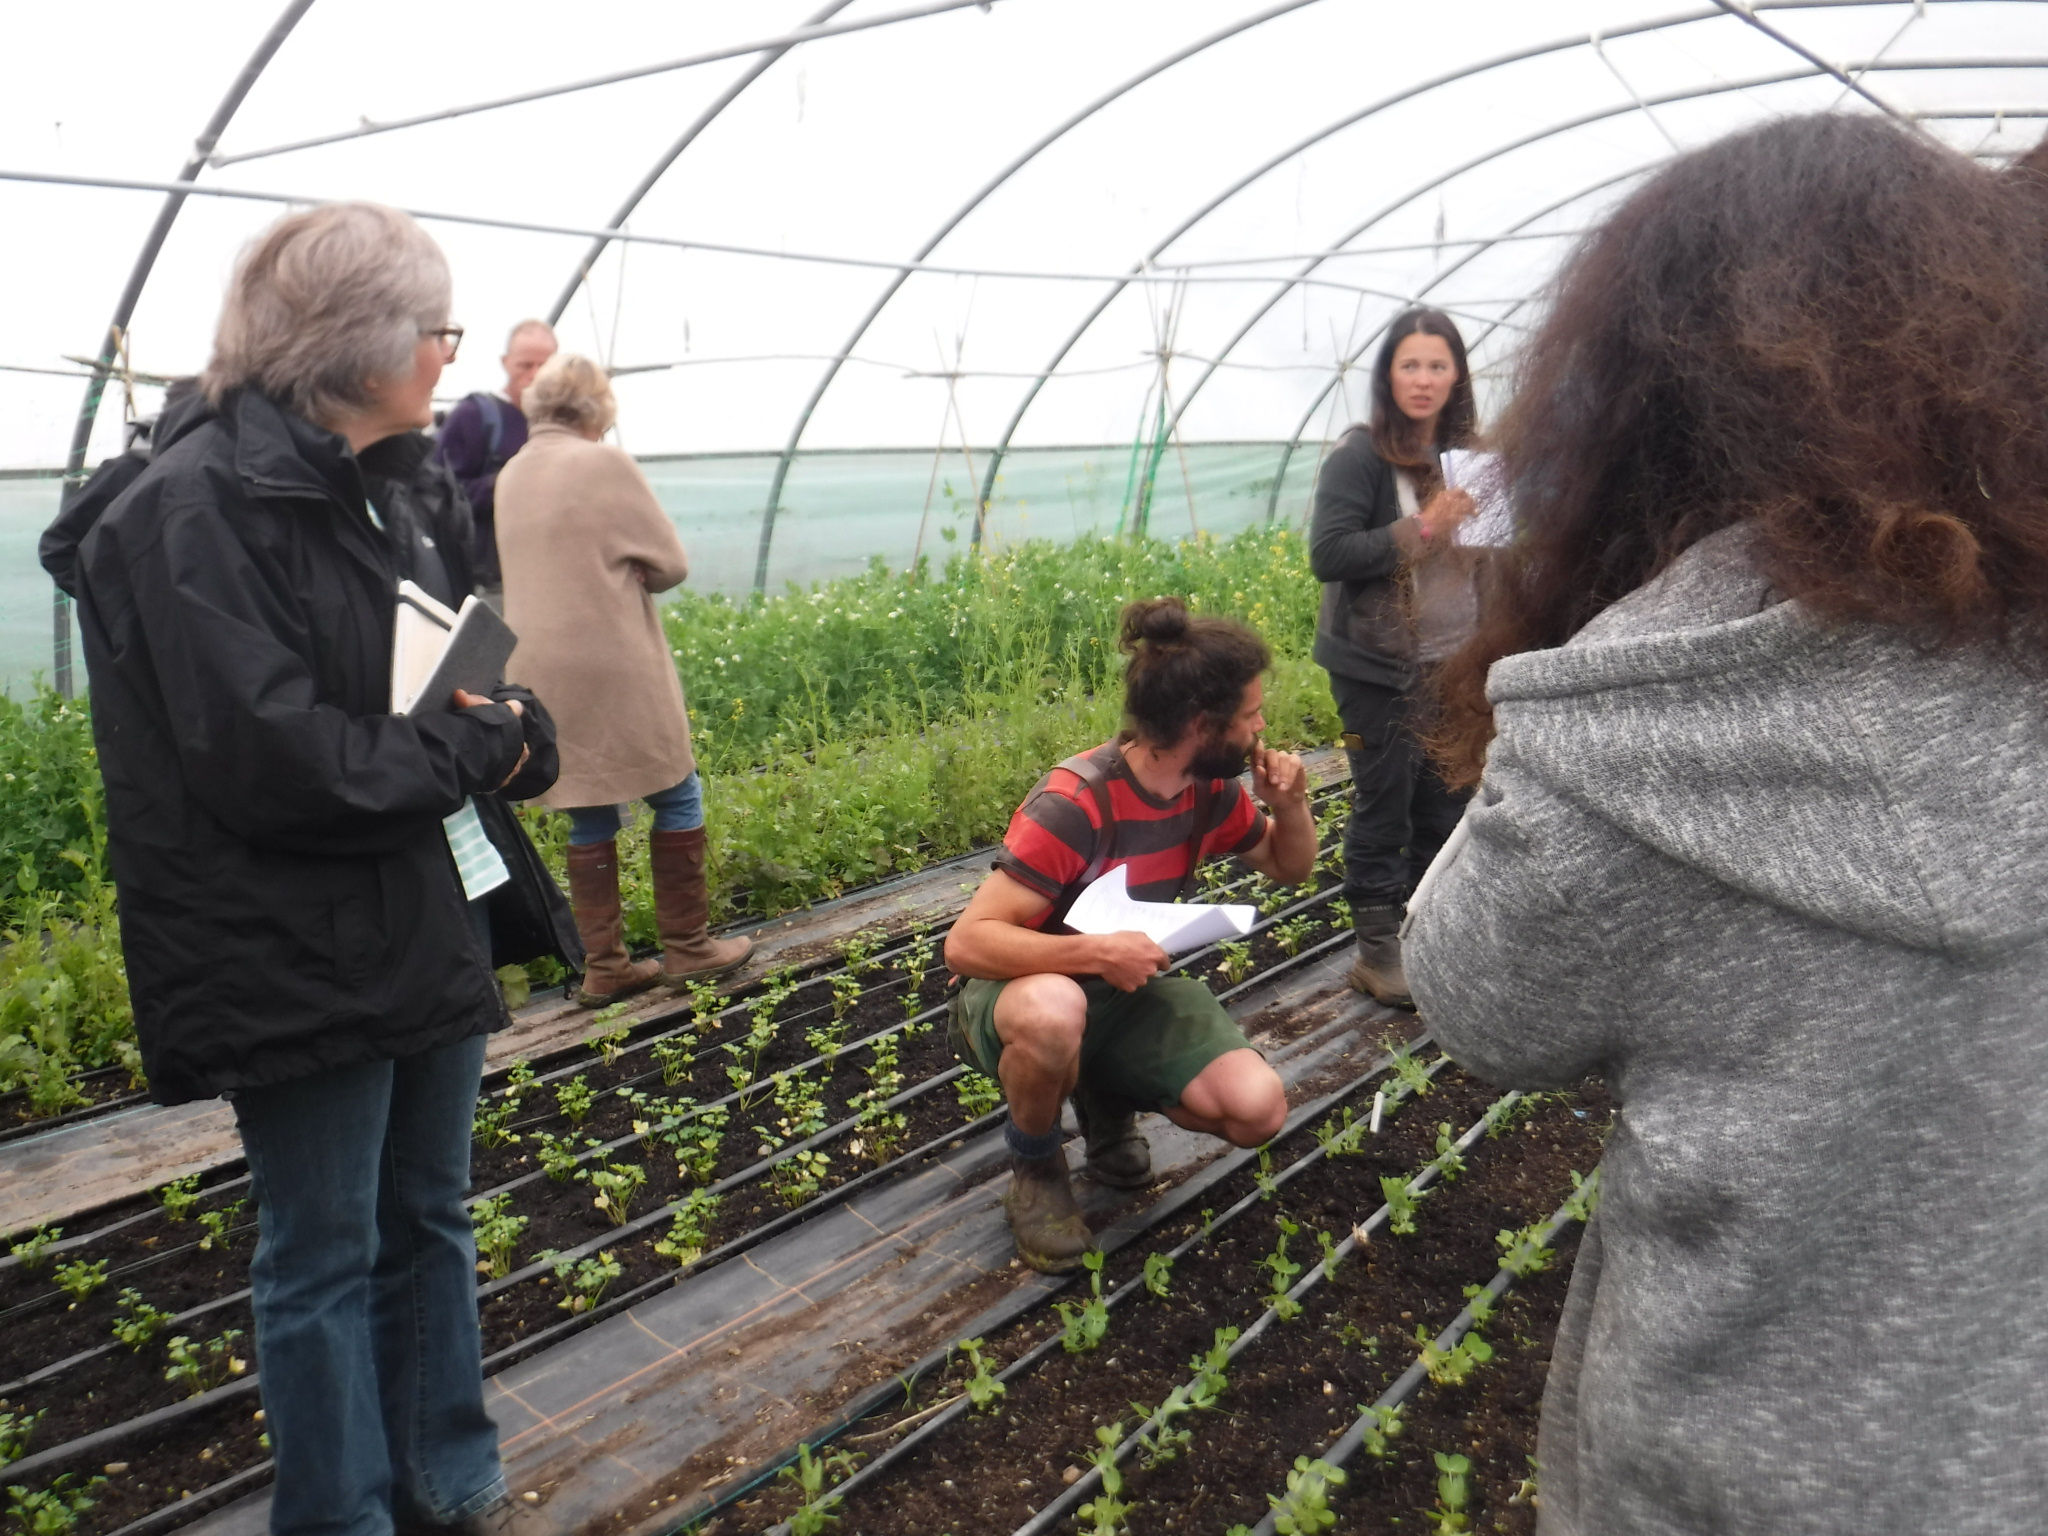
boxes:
[4,0,2048,655]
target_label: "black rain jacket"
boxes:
[65,388,540,1103]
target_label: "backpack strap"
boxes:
[1058,748,1119,887]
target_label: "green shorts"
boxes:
[947,974,1256,1114]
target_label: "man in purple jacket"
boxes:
[434,319,557,596]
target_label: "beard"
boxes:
[1187,732,1250,782]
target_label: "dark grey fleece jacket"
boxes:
[1406,527,2048,1535]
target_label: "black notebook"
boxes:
[390,581,518,716]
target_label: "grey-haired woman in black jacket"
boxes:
[64,202,542,1536]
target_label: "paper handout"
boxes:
[1064,864,1256,956]
[1440,449,1515,549]
[390,580,518,716]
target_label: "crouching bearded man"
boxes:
[944,597,1318,1272]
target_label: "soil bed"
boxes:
[730,1075,1609,1535]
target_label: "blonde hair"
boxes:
[524,352,616,436]
[202,203,450,425]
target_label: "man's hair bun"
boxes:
[1119,596,1190,654]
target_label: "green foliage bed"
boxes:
[0,527,1335,1109]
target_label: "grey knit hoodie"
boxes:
[1406,527,2048,1535]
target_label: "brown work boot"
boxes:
[1071,1086,1152,1188]
[649,827,753,985]
[1002,1147,1094,1274]
[565,841,662,1009]
[1346,902,1415,1011]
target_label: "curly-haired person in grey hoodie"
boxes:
[1406,114,2048,1536]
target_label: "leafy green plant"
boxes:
[1563,1168,1600,1224]
[196,1196,249,1252]
[662,1104,728,1185]
[1261,1217,1303,1321]
[0,1408,42,1466]
[850,1034,907,1163]
[1416,1326,1495,1387]
[1422,1451,1473,1533]
[537,1249,621,1314]
[955,1336,1005,1413]
[1269,915,1314,956]
[684,977,724,1032]
[1075,1421,1130,1536]
[653,1190,721,1268]
[6,1227,58,1273]
[589,1161,646,1226]
[955,1070,1003,1119]
[51,1258,106,1309]
[533,1130,594,1184]
[827,971,861,1026]
[1316,1228,1340,1281]
[554,1074,596,1126]
[1141,1251,1173,1299]
[776,1441,863,1536]
[155,1175,202,1222]
[1254,1146,1279,1201]
[586,1002,634,1067]
[1312,1106,1363,1157]
[468,1194,528,1280]
[770,1148,831,1209]
[772,1066,829,1144]
[1268,1455,1347,1534]
[1462,1282,1498,1331]
[1186,1325,1239,1410]
[472,1088,522,1149]
[1131,1382,1202,1469]
[1056,1251,1110,1353]
[1380,1174,1428,1236]
[1497,1221,1553,1278]
[1359,1403,1404,1460]
[651,1036,696,1088]
[1389,1045,1435,1099]
[5,1472,105,1535]
[163,1330,247,1397]
[1215,940,1253,984]
[1433,1122,1467,1182]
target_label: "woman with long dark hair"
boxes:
[1408,115,2048,1533]
[1308,306,1479,1008]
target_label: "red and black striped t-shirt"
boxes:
[992,739,1268,931]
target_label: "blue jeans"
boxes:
[233,1034,504,1536]
[564,772,704,846]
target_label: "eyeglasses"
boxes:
[422,325,464,363]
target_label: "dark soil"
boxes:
[725,1075,1609,1536]
[0,816,1369,1534]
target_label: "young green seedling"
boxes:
[1317,1229,1340,1281]
[653,1189,721,1268]
[1254,1146,1280,1201]
[1461,1282,1497,1331]
[8,1225,60,1273]
[1268,1455,1347,1534]
[956,1336,1005,1413]
[1415,1325,1495,1387]
[1185,1325,1239,1409]
[1563,1168,1600,1224]
[163,1330,248,1397]
[52,1258,107,1309]
[1496,1221,1553,1278]
[1270,915,1314,956]
[1075,1421,1131,1536]
[4,1473,104,1534]
[1389,1045,1435,1099]
[155,1175,202,1222]
[0,1406,44,1463]
[776,1442,864,1536]
[1141,1251,1174,1299]
[1056,1251,1111,1353]
[472,1089,522,1149]
[538,1249,621,1314]
[196,1196,249,1252]
[109,1288,176,1352]
[770,1148,831,1209]
[1433,1121,1467,1182]
[1216,939,1254,984]
[650,1036,696,1088]
[1261,1217,1304,1321]
[1359,1403,1404,1460]
[1312,1106,1363,1157]
[467,1194,529,1280]
[1131,1382,1201,1468]
[1422,1451,1474,1533]
[586,1003,633,1066]
[955,1070,1003,1118]
[1380,1174,1428,1236]
[589,1160,646,1226]
[663,1105,727,1185]
[532,1130,591,1184]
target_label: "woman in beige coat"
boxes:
[495,353,750,1004]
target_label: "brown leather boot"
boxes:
[649,827,753,986]
[1002,1147,1094,1274]
[565,841,661,1009]
[1346,902,1415,1011]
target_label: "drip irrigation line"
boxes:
[208,0,1012,167]
[0,1366,260,1487]
[0,1213,260,1327]
[1009,1087,1525,1536]
[0,1269,257,1398]
[0,1088,155,1146]
[99,1458,276,1536]
[1242,1171,1601,1536]
[754,1041,1453,1536]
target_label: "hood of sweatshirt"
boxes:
[1481,526,2048,962]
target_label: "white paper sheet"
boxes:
[1064,864,1256,955]
[1441,449,1515,548]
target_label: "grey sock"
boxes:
[1004,1118,1062,1162]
